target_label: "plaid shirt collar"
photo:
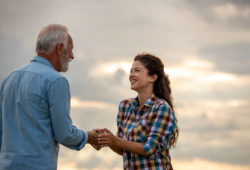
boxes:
[130,93,157,110]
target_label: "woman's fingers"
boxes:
[103,128,111,134]
[97,130,116,148]
[98,133,111,139]
[98,140,110,146]
[98,134,111,146]
[98,137,110,143]
[98,137,107,142]
[94,129,105,135]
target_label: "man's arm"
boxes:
[0,95,2,150]
[47,77,88,150]
[0,82,4,149]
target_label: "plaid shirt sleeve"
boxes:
[116,100,127,138]
[143,102,176,157]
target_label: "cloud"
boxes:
[68,60,136,103]
[0,34,33,82]
[63,58,134,104]
[182,0,250,29]
[89,61,131,77]
[58,145,123,170]
[199,42,250,74]
[212,3,239,21]
[71,97,115,109]
[174,98,250,164]
[172,158,250,170]
[1,0,250,169]
[167,57,250,164]
[166,57,250,102]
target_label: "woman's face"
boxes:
[129,60,156,92]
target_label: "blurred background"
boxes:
[1,0,250,169]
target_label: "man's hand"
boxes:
[87,129,104,150]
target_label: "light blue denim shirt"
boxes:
[0,56,88,170]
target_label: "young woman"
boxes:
[98,53,179,169]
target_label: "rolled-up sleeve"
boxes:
[143,103,176,157]
[0,85,2,149]
[47,77,88,150]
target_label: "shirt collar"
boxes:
[131,93,157,109]
[144,93,157,107]
[31,56,54,69]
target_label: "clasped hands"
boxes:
[87,128,116,150]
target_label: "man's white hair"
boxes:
[36,24,68,55]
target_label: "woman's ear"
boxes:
[149,74,158,83]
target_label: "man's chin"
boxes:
[61,64,69,72]
[61,68,68,72]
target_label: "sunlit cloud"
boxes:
[175,99,250,117]
[166,57,213,79]
[212,2,250,20]
[58,152,250,170]
[213,3,238,20]
[166,57,250,88]
[89,61,131,77]
[89,57,240,85]
[58,146,122,170]
[173,158,250,170]
[185,58,214,69]
[71,97,116,109]
[58,162,78,170]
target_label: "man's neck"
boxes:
[37,53,61,72]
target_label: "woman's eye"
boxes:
[130,68,140,73]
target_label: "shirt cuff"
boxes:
[69,130,88,151]
[143,141,155,157]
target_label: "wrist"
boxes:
[87,131,92,143]
[113,136,121,148]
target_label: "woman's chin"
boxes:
[130,86,138,92]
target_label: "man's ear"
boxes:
[149,74,158,83]
[56,43,64,56]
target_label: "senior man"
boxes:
[0,24,99,170]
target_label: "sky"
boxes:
[1,0,250,169]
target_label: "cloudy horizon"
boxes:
[1,0,250,169]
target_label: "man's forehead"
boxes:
[67,34,73,45]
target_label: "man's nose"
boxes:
[70,53,74,60]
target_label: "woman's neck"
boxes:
[137,89,153,108]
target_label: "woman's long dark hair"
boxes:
[134,53,179,147]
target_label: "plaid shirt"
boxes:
[117,94,176,170]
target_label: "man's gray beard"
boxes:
[60,49,69,72]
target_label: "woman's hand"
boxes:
[98,128,117,148]
[97,128,146,156]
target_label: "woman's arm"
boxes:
[109,141,123,156]
[98,128,146,156]
[96,129,123,155]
